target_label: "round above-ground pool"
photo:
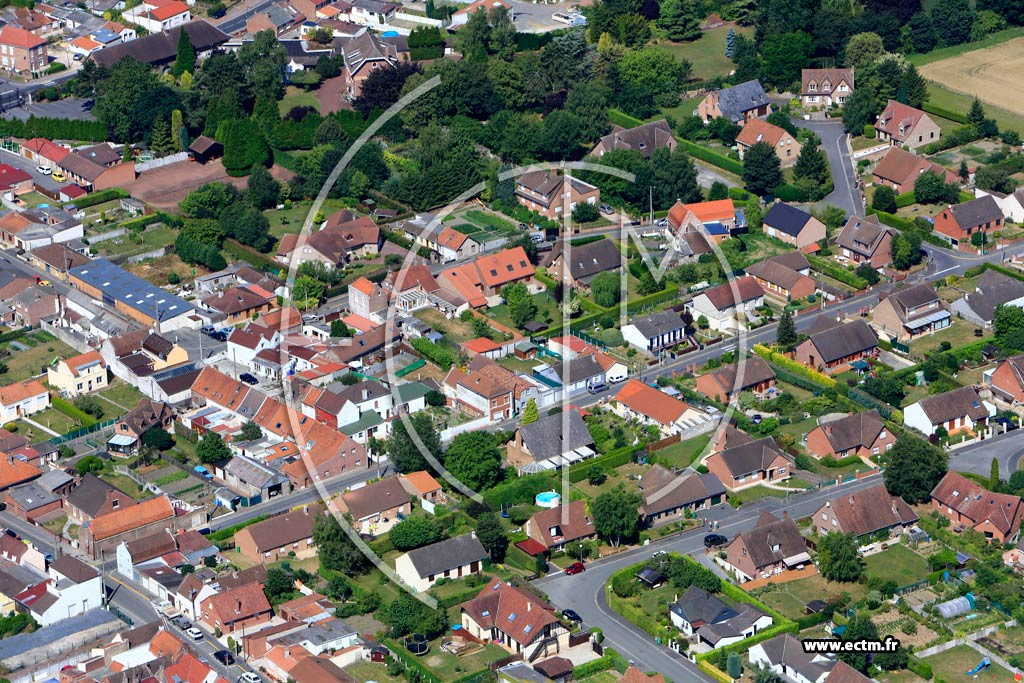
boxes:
[535,491,561,508]
[382,30,400,37]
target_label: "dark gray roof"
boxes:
[732,512,808,570]
[404,533,488,578]
[886,284,942,319]
[518,410,594,463]
[5,482,60,510]
[764,202,813,237]
[0,609,120,661]
[556,238,620,282]
[716,437,789,477]
[804,319,878,363]
[714,80,770,123]
[671,586,736,626]
[753,633,835,681]
[91,21,230,68]
[818,410,885,453]
[65,473,126,518]
[949,195,1002,229]
[595,119,675,157]
[50,555,98,583]
[70,259,195,321]
[627,310,685,339]
[552,354,604,384]
[961,270,1024,323]
[698,604,769,645]
[336,380,390,405]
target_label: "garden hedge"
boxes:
[908,657,934,680]
[807,255,869,290]
[51,396,97,428]
[922,103,968,125]
[676,138,745,175]
[71,188,129,210]
[573,648,628,678]
[566,445,636,483]
[752,344,837,389]
[895,192,916,209]
[0,115,108,142]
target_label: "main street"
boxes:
[535,474,888,682]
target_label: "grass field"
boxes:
[653,434,711,469]
[267,199,352,238]
[1,335,75,383]
[278,86,320,116]
[906,320,988,358]
[754,573,867,620]
[923,82,1024,136]
[923,645,1013,683]
[657,25,754,81]
[98,225,178,256]
[863,544,930,586]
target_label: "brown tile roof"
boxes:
[872,147,954,188]
[818,483,918,537]
[528,500,595,548]
[308,215,380,263]
[289,655,356,683]
[192,366,256,412]
[475,246,534,289]
[461,578,559,647]
[817,410,885,454]
[702,276,764,311]
[621,667,666,683]
[931,471,1023,538]
[125,529,177,562]
[826,661,873,683]
[730,512,808,569]
[400,470,442,497]
[736,118,787,148]
[202,581,272,625]
[835,215,890,257]
[149,629,184,658]
[745,257,811,292]
[594,118,675,158]
[30,243,90,271]
[203,286,271,316]
[238,505,320,553]
[217,565,268,590]
[705,357,776,394]
[50,555,98,583]
[339,477,409,519]
[801,68,854,95]
[875,100,930,141]
[914,385,990,425]
[0,379,47,406]
[637,465,726,518]
[108,329,150,357]
[714,437,789,478]
[803,319,878,363]
[119,399,172,437]
[90,495,174,541]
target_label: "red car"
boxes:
[565,562,586,575]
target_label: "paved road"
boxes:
[946,428,1024,479]
[217,0,275,34]
[0,145,68,193]
[4,97,95,122]
[535,474,888,682]
[795,119,862,217]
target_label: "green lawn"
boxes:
[346,662,404,683]
[98,472,148,498]
[657,25,755,81]
[729,485,787,506]
[907,27,1024,67]
[487,293,559,331]
[658,94,705,123]
[754,573,866,620]
[906,320,988,358]
[278,86,320,116]
[863,544,930,586]
[97,226,178,257]
[97,380,146,412]
[464,209,515,233]
[266,199,352,238]
[652,434,711,469]
[414,308,478,344]
[922,81,1024,136]
[28,407,81,435]
[0,335,75,382]
[414,639,508,681]
[923,645,1013,683]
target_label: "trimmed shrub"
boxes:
[72,188,129,209]
[752,344,836,389]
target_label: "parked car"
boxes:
[214,650,235,665]
[750,414,763,425]
[994,416,1018,431]
[239,373,259,385]
[186,627,204,641]
[51,172,66,182]
[565,562,586,575]
[599,204,614,215]
[655,218,669,227]
[172,616,192,630]
[211,331,228,342]
[517,222,530,230]
[240,674,262,683]
[561,609,582,623]
[704,533,728,548]
[36,166,51,175]
[587,383,609,395]
[201,325,217,335]
[73,53,83,61]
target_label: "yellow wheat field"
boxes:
[918,38,1024,114]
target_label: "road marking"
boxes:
[933,267,957,276]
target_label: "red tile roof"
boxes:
[461,578,559,647]
[615,379,689,427]
[0,25,45,49]
[90,495,174,541]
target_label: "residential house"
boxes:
[4,482,62,522]
[10,285,60,326]
[550,353,606,394]
[637,465,726,524]
[289,656,357,683]
[976,187,1024,223]
[335,476,410,536]
[801,68,854,108]
[20,138,68,170]
[685,275,765,332]
[394,533,488,592]
[762,203,826,249]
[697,80,770,125]
[834,215,893,268]
[695,356,776,403]
[810,483,918,539]
[0,26,47,77]
[748,633,837,683]
[29,243,90,281]
[621,310,686,353]
[723,512,811,582]
[667,198,742,244]
[0,380,49,421]
[951,269,1024,328]
[705,437,792,491]
[437,246,535,308]
[443,366,515,422]
[669,586,773,648]
[246,3,304,35]
[870,284,950,342]
[931,470,1024,544]
[339,31,398,98]
[460,577,568,657]
[79,494,178,558]
[218,455,287,505]
[200,581,273,634]
[0,165,33,194]
[505,410,595,474]
[348,0,399,26]
[745,251,816,302]
[434,227,481,263]
[612,379,708,436]
[24,555,103,626]
[874,100,940,150]
[65,474,137,524]
[589,119,677,158]
[548,238,621,290]
[933,195,1003,250]
[987,353,1024,404]
[514,170,600,220]
[90,20,227,69]
[202,286,276,326]
[108,399,174,456]
[399,470,445,509]
[525,500,595,551]
[235,505,320,564]
[794,319,878,374]
[805,410,895,460]
[905,385,995,437]
[47,351,106,397]
[299,213,382,267]
[736,118,800,166]
[124,0,191,34]
[871,146,958,194]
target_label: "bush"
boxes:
[908,658,933,680]
[862,124,876,138]
[752,344,836,389]
[72,188,129,210]
[410,337,457,370]
[808,255,869,290]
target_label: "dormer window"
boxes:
[808,83,816,92]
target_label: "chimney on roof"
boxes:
[848,495,854,506]
[236,600,241,614]
[782,511,788,519]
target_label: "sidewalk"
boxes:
[22,416,58,436]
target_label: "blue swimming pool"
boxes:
[535,491,561,508]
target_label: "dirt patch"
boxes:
[346,612,386,638]
[919,38,1024,114]
[125,159,294,211]
[126,253,211,286]
[873,608,938,648]
[317,74,352,115]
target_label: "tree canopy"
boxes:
[883,435,947,504]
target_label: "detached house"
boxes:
[931,471,1024,544]
[667,198,743,241]
[612,379,707,436]
[685,276,765,332]
[933,195,1003,250]
[0,26,48,77]
[834,215,893,269]
[336,476,410,536]
[952,269,1024,328]
[744,251,816,302]
[872,147,957,194]
[871,284,950,343]
[301,212,382,267]
[340,30,399,98]
[47,351,106,397]
[460,578,568,657]
[762,203,826,250]
[904,385,995,437]
[621,310,686,353]
[65,473,136,524]
[696,357,776,403]
[0,380,49,422]
[235,505,319,564]
[637,464,726,524]
[875,100,941,151]
[736,118,800,167]
[794,319,878,375]
[670,586,773,648]
[697,80,770,126]
[801,68,854,108]
[810,483,918,539]
[806,410,894,460]
[506,410,595,474]
[514,170,600,220]
[525,500,596,551]
[987,353,1024,404]
[200,582,273,634]
[748,633,839,683]
[976,187,1024,223]
[548,238,621,290]
[723,512,811,583]
[590,119,677,158]
[394,533,488,592]
[705,437,792,491]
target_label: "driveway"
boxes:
[508,0,580,32]
[0,146,64,193]
[695,161,738,190]
[795,118,861,217]
[948,429,1024,479]
[4,98,95,122]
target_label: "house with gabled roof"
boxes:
[335,476,410,536]
[621,310,686,353]
[736,118,800,166]
[667,198,742,243]
[200,581,273,634]
[875,100,940,150]
[0,379,49,422]
[695,356,776,403]
[871,284,950,343]
[933,195,1003,251]
[801,68,854,109]
[704,436,792,491]
[951,269,1024,328]
[976,187,1024,223]
[810,483,917,539]
[685,275,765,332]
[834,214,893,269]
[669,585,773,647]
[548,238,621,290]
[395,533,488,592]
[748,633,837,683]
[794,319,878,374]
[443,363,516,423]
[435,226,480,263]
[987,353,1024,404]
[871,146,958,194]
[637,464,726,523]
[763,203,826,249]
[66,473,136,524]
[805,410,894,460]
[697,80,770,126]
[745,251,816,302]
[505,410,595,474]
[931,471,1024,544]
[525,500,595,551]
[723,512,810,582]
[904,385,994,437]
[612,379,707,436]
[47,346,104,397]
[514,170,600,220]
[590,119,677,158]
[235,505,320,564]
[460,578,568,657]
[80,494,177,558]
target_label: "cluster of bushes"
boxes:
[410,337,458,370]
[752,344,837,389]
[176,232,227,271]
[675,137,744,176]
[0,115,108,142]
[71,188,129,210]
[408,26,444,60]
[807,256,870,290]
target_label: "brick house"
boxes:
[695,357,776,403]
[736,118,801,167]
[443,366,515,423]
[874,100,941,150]
[805,410,895,460]
[0,26,47,77]
[109,399,174,456]
[794,319,878,374]
[79,495,178,559]
[870,284,950,343]
[202,286,276,326]
[744,251,816,302]
[810,483,918,539]
[834,215,893,268]
[762,203,827,249]
[704,437,792,491]
[723,512,810,583]
[697,80,770,125]
[932,195,1003,251]
[988,354,1024,404]
[871,147,958,194]
[235,505,320,564]
[514,170,600,220]
[200,581,274,634]
[636,465,726,524]
[65,474,137,524]
[460,578,568,657]
[801,68,854,108]
[335,476,410,537]
[931,471,1024,544]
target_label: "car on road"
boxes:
[587,383,609,395]
[704,533,728,548]
[561,609,582,623]
[517,222,530,230]
[186,627,204,640]
[239,373,259,385]
[36,166,51,175]
[4,528,19,539]
[51,172,66,182]
[38,280,51,287]
[565,561,586,575]
[655,218,669,227]
[240,673,262,683]
[214,650,235,665]
[750,414,763,425]
[211,331,228,342]
[172,616,192,630]
[652,550,668,558]
[599,204,613,215]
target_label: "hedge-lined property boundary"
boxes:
[752,344,837,389]
[51,396,97,428]
[608,108,744,175]
[71,188,129,209]
[807,255,869,290]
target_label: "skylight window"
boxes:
[508,612,517,621]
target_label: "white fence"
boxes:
[440,414,492,442]
[136,152,189,174]
[394,11,442,25]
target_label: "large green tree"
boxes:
[387,412,443,473]
[994,303,1024,351]
[656,0,700,40]
[839,613,879,673]
[792,134,830,199]
[592,485,641,546]
[388,593,447,638]
[390,516,443,551]
[172,27,196,78]
[247,165,281,210]
[742,142,783,196]
[844,32,885,70]
[883,435,947,504]
[444,431,503,491]
[314,513,370,575]
[94,57,180,142]
[590,271,622,308]
[220,118,271,176]
[476,512,509,562]
[872,185,897,214]
[197,432,230,464]
[759,31,812,88]
[842,87,877,133]
[776,310,797,349]
[931,0,974,46]
[817,532,865,582]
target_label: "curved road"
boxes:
[796,119,861,217]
